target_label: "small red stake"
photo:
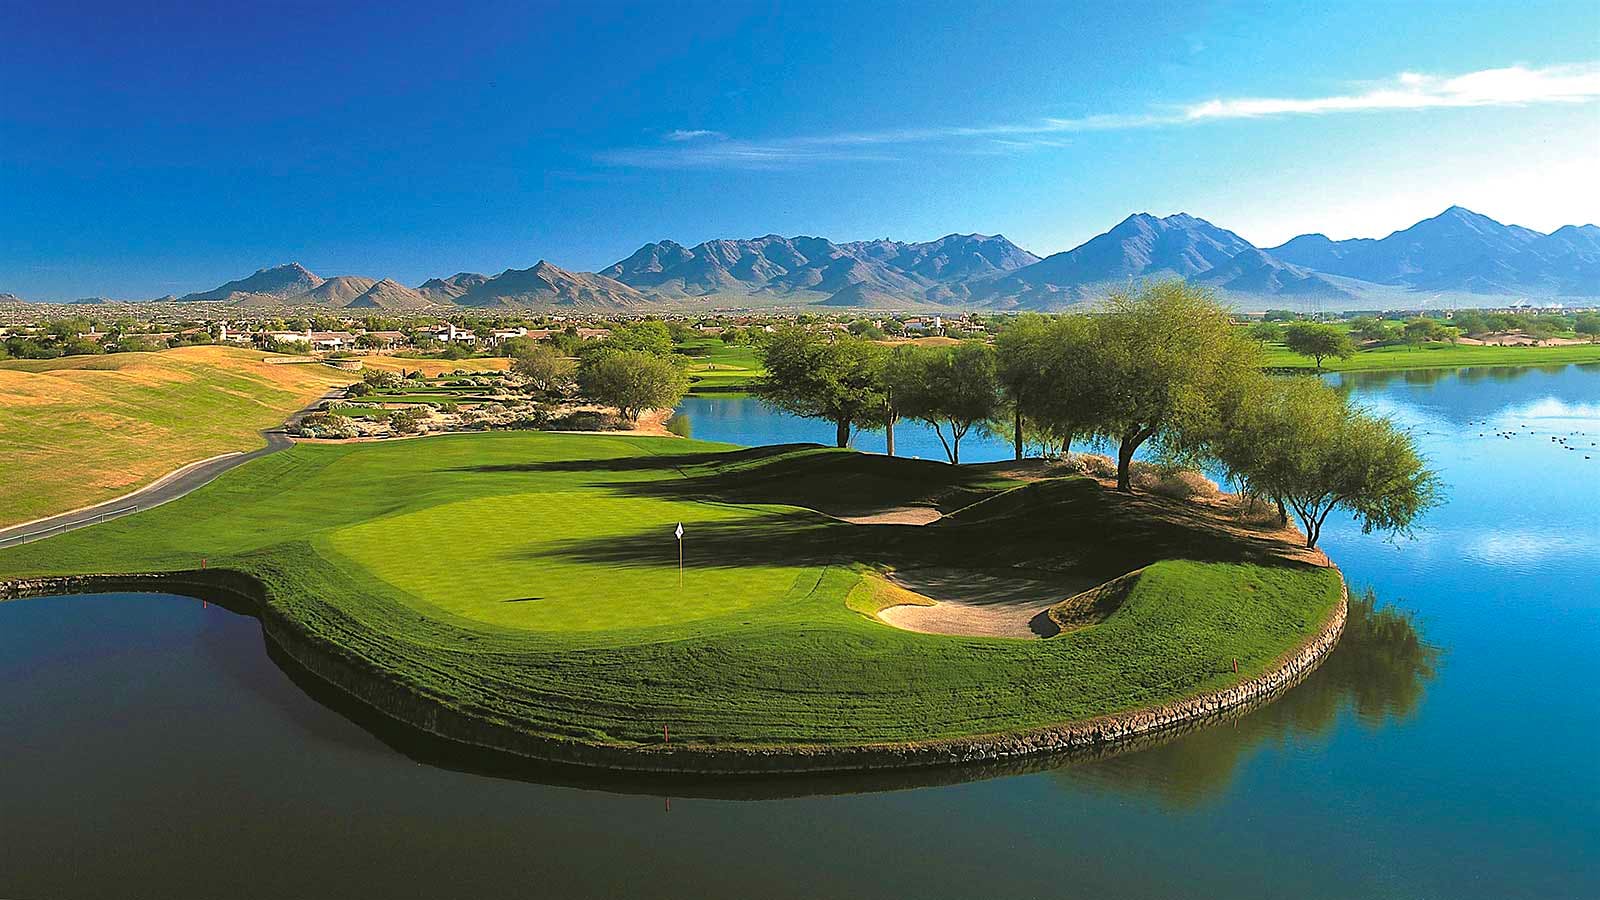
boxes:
[1232,658,1238,673]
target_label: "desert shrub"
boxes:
[362,370,403,389]
[389,407,428,435]
[346,381,373,397]
[543,410,623,432]
[296,412,358,439]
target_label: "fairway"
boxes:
[1262,339,1600,372]
[0,431,1343,765]
[0,346,348,527]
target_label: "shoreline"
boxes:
[0,567,1347,776]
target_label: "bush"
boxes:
[295,412,358,439]
[389,407,429,435]
[543,410,624,432]
[362,369,403,389]
[346,381,373,397]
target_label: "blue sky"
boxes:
[3,0,1598,299]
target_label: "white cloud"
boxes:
[664,129,726,142]
[1185,63,1600,120]
[603,63,1600,169]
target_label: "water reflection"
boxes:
[1051,589,1440,809]
[250,586,1436,804]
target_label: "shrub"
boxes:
[389,408,429,435]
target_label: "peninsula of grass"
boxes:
[0,432,1344,771]
[1262,339,1600,372]
[0,346,347,527]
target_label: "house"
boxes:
[427,323,479,345]
[359,330,408,350]
[488,326,528,346]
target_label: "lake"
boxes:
[3,364,1597,899]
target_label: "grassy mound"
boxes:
[0,432,1342,752]
[0,346,347,526]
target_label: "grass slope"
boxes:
[0,433,1342,749]
[0,346,347,526]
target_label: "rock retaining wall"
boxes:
[2,569,1348,776]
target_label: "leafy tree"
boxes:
[1262,309,1300,322]
[1246,321,1284,343]
[890,342,999,464]
[511,342,575,397]
[601,321,675,357]
[755,328,886,448]
[1402,317,1448,347]
[994,314,1054,460]
[1216,376,1441,550]
[578,349,688,423]
[1575,312,1600,339]
[1283,322,1356,371]
[1078,281,1260,492]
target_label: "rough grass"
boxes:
[357,356,510,375]
[0,432,1342,748]
[0,346,347,526]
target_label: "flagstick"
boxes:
[678,535,684,588]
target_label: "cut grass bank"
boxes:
[0,346,348,527]
[0,433,1344,771]
[1262,340,1600,372]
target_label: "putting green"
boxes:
[0,431,1343,759]
[328,491,817,631]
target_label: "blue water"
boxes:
[2,364,1596,899]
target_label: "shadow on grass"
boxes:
[521,510,896,571]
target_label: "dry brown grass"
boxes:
[358,355,510,375]
[0,347,348,526]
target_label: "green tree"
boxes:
[578,349,689,424]
[1079,281,1260,492]
[601,321,675,356]
[1574,312,1600,339]
[1246,321,1284,343]
[1216,376,1441,550]
[994,314,1054,460]
[1283,322,1356,371]
[755,328,886,448]
[891,342,999,464]
[511,342,575,397]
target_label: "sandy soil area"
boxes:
[877,567,1100,639]
[835,506,943,526]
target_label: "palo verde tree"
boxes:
[994,314,1056,460]
[890,341,1000,464]
[577,349,688,424]
[1079,281,1261,492]
[1282,322,1356,371]
[1215,375,1441,550]
[755,327,887,448]
[509,341,575,397]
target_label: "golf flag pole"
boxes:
[675,522,684,588]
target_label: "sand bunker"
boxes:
[877,567,1099,639]
[836,506,943,526]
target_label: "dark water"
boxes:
[4,364,1598,899]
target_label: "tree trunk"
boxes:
[885,417,896,457]
[835,417,850,448]
[1013,409,1024,461]
[1275,496,1289,526]
[1116,436,1137,492]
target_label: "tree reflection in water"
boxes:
[1050,588,1440,809]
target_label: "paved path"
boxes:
[0,387,344,548]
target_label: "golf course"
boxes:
[0,430,1345,772]
[0,346,348,527]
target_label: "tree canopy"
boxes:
[887,341,999,464]
[755,328,886,448]
[578,349,688,423]
[1074,281,1260,491]
[1283,322,1356,370]
[1215,375,1441,549]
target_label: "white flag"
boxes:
[674,522,684,540]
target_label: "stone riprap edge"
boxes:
[2,569,1348,776]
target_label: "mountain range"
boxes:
[16,207,1599,311]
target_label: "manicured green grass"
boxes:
[0,432,1341,748]
[678,338,765,394]
[1262,340,1600,372]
